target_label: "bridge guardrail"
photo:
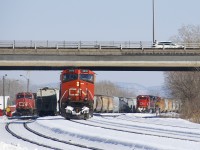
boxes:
[0,40,158,49]
[0,40,200,50]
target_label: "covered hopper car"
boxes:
[93,96,131,113]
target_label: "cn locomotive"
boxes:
[136,95,161,113]
[59,69,95,120]
[13,92,36,116]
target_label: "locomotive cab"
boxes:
[136,95,161,113]
[14,92,36,116]
[59,69,95,120]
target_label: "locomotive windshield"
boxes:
[17,94,24,99]
[63,74,78,82]
[80,74,94,83]
[138,97,147,100]
[25,94,33,99]
[16,94,33,99]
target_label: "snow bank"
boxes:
[0,142,28,150]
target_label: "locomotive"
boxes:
[136,95,161,113]
[59,69,95,120]
[13,92,36,116]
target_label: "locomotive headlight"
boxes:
[77,82,79,86]
[82,106,89,114]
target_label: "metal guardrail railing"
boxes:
[0,40,200,49]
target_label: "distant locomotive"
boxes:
[36,87,59,116]
[136,95,180,113]
[59,69,95,120]
[13,92,36,116]
[136,95,161,113]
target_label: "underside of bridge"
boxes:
[0,53,200,71]
[0,66,198,71]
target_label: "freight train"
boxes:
[59,69,95,120]
[93,94,180,114]
[136,95,180,113]
[93,95,133,113]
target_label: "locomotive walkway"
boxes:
[0,40,200,71]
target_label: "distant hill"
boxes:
[115,82,168,97]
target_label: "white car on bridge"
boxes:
[152,41,184,49]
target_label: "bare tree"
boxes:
[165,24,200,122]
[171,24,200,43]
[95,80,135,97]
[164,72,200,122]
[0,79,25,104]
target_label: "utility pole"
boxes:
[152,0,155,43]
[3,74,7,115]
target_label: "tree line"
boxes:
[166,24,200,123]
[95,80,135,97]
[0,79,25,104]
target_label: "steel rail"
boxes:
[5,122,61,150]
[71,120,200,142]
[24,122,103,150]
[87,118,200,139]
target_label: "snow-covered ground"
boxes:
[1,113,200,150]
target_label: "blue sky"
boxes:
[0,0,199,87]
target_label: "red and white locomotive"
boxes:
[136,95,161,113]
[14,92,36,116]
[59,69,95,119]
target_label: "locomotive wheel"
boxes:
[89,110,93,118]
[65,113,72,120]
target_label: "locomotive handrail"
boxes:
[59,90,68,110]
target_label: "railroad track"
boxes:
[95,113,200,130]
[71,119,200,143]
[88,118,200,139]
[115,115,200,130]
[5,122,60,150]
[6,121,102,150]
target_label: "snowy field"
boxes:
[1,113,200,150]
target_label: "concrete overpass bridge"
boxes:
[0,40,200,71]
